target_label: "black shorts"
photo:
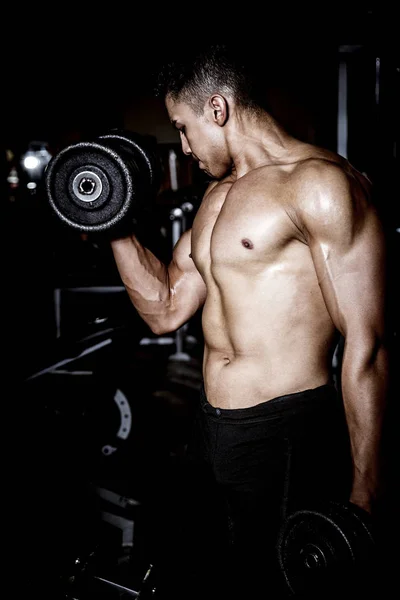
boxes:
[161,384,352,600]
[191,382,351,508]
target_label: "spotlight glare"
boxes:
[23,155,40,170]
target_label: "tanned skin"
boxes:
[111,90,389,515]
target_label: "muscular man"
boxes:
[110,44,389,599]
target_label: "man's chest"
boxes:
[191,182,301,273]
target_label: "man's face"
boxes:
[165,95,232,180]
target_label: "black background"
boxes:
[2,4,399,597]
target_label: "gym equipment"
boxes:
[44,129,161,232]
[276,500,376,597]
[63,545,158,599]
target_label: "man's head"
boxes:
[154,42,269,117]
[155,43,270,179]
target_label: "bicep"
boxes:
[168,229,207,314]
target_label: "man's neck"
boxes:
[229,112,304,177]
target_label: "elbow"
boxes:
[343,332,390,374]
[149,321,172,336]
[364,334,389,368]
[148,311,189,336]
[147,313,179,336]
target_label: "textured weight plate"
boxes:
[277,502,375,597]
[45,140,138,232]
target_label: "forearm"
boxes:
[111,235,173,333]
[341,340,390,511]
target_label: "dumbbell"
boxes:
[276,500,377,597]
[44,129,161,233]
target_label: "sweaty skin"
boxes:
[111,94,389,513]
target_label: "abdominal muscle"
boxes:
[201,279,336,409]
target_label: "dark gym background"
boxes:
[3,5,399,598]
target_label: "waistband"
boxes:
[199,383,339,421]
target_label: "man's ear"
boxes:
[209,94,229,126]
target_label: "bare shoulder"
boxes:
[202,174,235,202]
[203,179,220,198]
[291,155,374,235]
[294,153,371,194]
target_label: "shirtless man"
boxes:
[110,44,389,599]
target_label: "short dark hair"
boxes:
[154,42,271,116]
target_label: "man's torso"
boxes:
[191,147,364,408]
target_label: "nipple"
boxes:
[241,238,254,249]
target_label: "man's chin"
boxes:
[198,163,228,180]
[198,164,214,179]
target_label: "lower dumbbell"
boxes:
[276,500,376,597]
[44,129,161,233]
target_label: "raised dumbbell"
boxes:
[44,129,161,233]
[276,500,377,597]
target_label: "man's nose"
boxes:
[181,137,191,156]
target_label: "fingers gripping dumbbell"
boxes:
[45,129,161,233]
